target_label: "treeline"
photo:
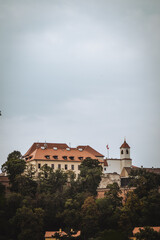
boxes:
[0,151,160,240]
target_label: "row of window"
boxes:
[45,155,84,160]
[121,149,129,154]
[38,163,80,171]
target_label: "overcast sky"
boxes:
[0,0,160,169]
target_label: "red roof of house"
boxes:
[123,167,160,175]
[24,142,104,163]
[133,227,160,235]
[45,230,81,238]
[120,140,130,149]
[104,159,108,166]
[24,143,69,157]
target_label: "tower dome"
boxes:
[120,138,130,159]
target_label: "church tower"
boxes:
[120,138,132,171]
[120,138,130,159]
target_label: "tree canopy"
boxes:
[1,151,160,240]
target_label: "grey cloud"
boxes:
[0,0,160,168]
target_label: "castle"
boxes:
[24,139,132,177]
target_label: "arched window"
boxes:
[126,149,129,154]
[121,150,123,154]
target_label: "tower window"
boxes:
[126,149,129,154]
[121,150,123,154]
[38,163,41,169]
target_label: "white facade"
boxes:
[104,159,121,174]
[103,140,132,175]
[120,148,130,159]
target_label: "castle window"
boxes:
[58,164,61,169]
[53,155,58,159]
[121,150,123,154]
[65,164,68,170]
[104,167,106,171]
[78,165,80,170]
[71,165,74,170]
[38,163,41,169]
[126,149,129,154]
[51,164,54,169]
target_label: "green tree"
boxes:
[13,175,37,197]
[58,198,81,230]
[139,190,160,226]
[135,227,160,240]
[119,191,143,233]
[97,183,122,231]
[1,151,26,190]
[81,196,99,239]
[92,229,129,240]
[10,206,44,240]
[38,165,68,194]
[129,169,160,198]
[0,183,7,240]
[79,157,102,195]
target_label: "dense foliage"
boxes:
[1,152,160,240]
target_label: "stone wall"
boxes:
[98,173,121,188]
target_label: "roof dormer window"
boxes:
[78,157,83,160]
[78,148,83,151]
[63,156,67,160]
[53,155,58,159]
[69,156,74,160]
[45,155,50,159]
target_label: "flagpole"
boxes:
[106,145,109,159]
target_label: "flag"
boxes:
[106,145,109,150]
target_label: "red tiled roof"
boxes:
[45,231,81,238]
[104,159,108,166]
[24,142,104,163]
[107,158,131,161]
[24,143,69,157]
[133,227,160,235]
[123,167,160,175]
[77,145,104,157]
[120,140,130,149]
[45,231,67,238]
[144,168,160,174]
